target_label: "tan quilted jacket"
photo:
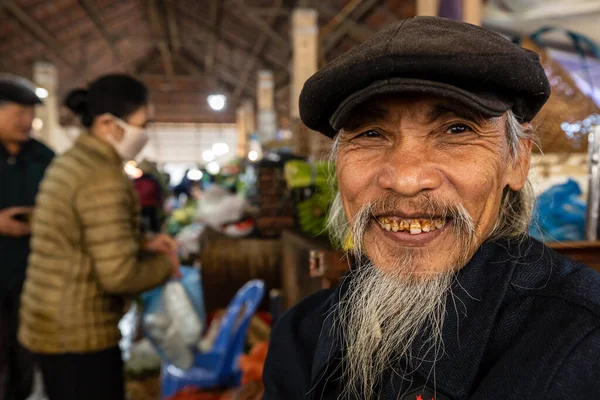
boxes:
[19,133,173,354]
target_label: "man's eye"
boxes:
[356,129,381,138]
[448,124,471,134]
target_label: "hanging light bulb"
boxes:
[35,87,48,99]
[207,94,226,111]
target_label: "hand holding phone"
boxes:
[0,207,33,237]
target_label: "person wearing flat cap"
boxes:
[263,17,600,399]
[0,74,53,400]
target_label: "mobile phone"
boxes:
[14,213,31,223]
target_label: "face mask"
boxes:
[108,116,149,161]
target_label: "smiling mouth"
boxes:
[375,216,448,235]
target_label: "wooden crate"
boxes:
[199,229,282,313]
[280,229,349,309]
[256,165,296,237]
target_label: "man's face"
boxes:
[336,95,530,279]
[0,102,35,143]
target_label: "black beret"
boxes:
[300,17,551,138]
[0,74,43,106]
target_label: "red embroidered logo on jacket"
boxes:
[416,395,434,400]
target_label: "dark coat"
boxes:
[0,139,53,292]
[263,237,600,399]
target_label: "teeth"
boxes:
[377,216,447,234]
[399,220,410,231]
[409,219,422,235]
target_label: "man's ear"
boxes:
[506,123,533,191]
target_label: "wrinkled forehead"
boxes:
[338,94,492,132]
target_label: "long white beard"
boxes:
[328,191,478,398]
[335,260,454,399]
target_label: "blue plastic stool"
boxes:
[161,279,265,398]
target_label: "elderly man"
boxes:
[263,17,600,399]
[0,75,53,400]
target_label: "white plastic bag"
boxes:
[144,314,194,370]
[141,267,206,370]
[163,281,203,346]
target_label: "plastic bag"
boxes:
[176,223,205,260]
[118,302,140,361]
[164,281,202,345]
[530,179,587,241]
[196,185,248,230]
[141,266,206,370]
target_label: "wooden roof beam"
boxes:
[179,50,255,97]
[230,1,290,51]
[134,48,162,75]
[147,0,174,80]
[204,0,220,84]
[181,48,289,113]
[243,6,290,17]
[232,0,285,102]
[318,1,374,43]
[3,0,78,72]
[78,0,129,72]
[176,8,288,70]
[322,0,379,53]
[165,0,181,53]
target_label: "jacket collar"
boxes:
[74,133,122,165]
[310,239,523,399]
[1,138,51,163]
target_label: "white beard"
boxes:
[328,191,478,398]
[334,259,454,399]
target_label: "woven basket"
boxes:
[522,38,599,153]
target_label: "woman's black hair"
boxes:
[64,74,148,128]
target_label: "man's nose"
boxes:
[376,139,442,197]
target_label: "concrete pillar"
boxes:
[242,99,255,136]
[291,8,318,120]
[416,0,439,16]
[291,8,330,158]
[462,0,482,25]
[32,61,59,150]
[236,105,247,158]
[257,70,277,143]
[236,99,255,158]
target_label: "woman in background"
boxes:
[18,74,178,400]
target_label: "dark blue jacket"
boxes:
[0,139,54,292]
[264,238,600,399]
